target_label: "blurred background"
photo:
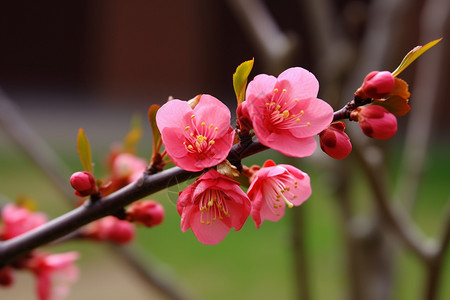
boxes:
[0,0,449,299]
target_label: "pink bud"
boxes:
[319,122,352,159]
[127,200,165,227]
[83,216,135,244]
[70,171,97,197]
[236,101,253,136]
[360,71,395,98]
[352,105,397,140]
[0,267,14,287]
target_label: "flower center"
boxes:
[183,114,219,154]
[263,172,299,216]
[264,88,311,130]
[198,189,230,225]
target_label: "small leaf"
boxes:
[233,58,254,105]
[374,96,411,117]
[389,77,410,99]
[123,115,142,154]
[77,128,93,173]
[148,105,162,155]
[392,38,442,77]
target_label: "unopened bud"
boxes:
[70,171,97,197]
[83,216,135,244]
[357,71,395,99]
[319,122,352,159]
[127,200,165,227]
[236,101,253,136]
[0,267,14,287]
[353,105,397,140]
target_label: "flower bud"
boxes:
[236,101,253,136]
[351,105,397,140]
[319,122,352,159]
[357,71,395,99]
[70,171,97,197]
[83,216,135,244]
[127,200,165,227]
[0,267,14,287]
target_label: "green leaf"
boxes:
[123,114,142,154]
[148,104,162,155]
[233,58,254,105]
[77,128,93,173]
[392,38,442,77]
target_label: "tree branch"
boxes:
[0,166,201,267]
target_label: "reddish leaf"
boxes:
[148,105,161,155]
[389,77,410,99]
[374,96,411,117]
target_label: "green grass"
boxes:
[0,142,449,300]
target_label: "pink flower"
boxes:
[177,169,251,245]
[0,203,47,240]
[319,122,352,159]
[70,171,98,197]
[351,105,397,140]
[112,153,147,183]
[244,67,334,157]
[359,71,395,99]
[82,216,135,244]
[29,252,79,300]
[247,160,311,228]
[127,200,165,227]
[156,95,235,172]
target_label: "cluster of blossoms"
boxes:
[3,38,436,298]
[1,145,165,300]
[155,65,409,244]
[0,203,79,300]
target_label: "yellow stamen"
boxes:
[185,126,190,131]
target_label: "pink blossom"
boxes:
[29,252,79,300]
[177,169,251,245]
[127,200,165,227]
[0,203,47,240]
[82,216,135,244]
[351,105,397,140]
[319,122,352,159]
[359,71,395,99]
[112,153,147,183]
[247,160,311,228]
[156,95,235,172]
[70,171,97,197]
[244,67,334,157]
